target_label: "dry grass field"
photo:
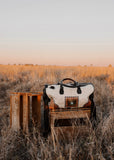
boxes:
[0,64,114,160]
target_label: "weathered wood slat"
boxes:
[50,110,91,119]
[11,93,20,131]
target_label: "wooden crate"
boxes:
[49,108,91,146]
[10,92,43,132]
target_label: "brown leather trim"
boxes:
[83,100,91,107]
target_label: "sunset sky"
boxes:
[0,0,114,66]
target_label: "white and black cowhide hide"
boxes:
[43,82,94,108]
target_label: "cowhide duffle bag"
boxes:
[43,78,95,109]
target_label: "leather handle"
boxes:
[60,78,78,88]
[59,78,78,94]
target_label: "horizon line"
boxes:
[0,63,113,67]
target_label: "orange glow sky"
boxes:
[0,0,114,66]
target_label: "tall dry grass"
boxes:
[0,64,114,160]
